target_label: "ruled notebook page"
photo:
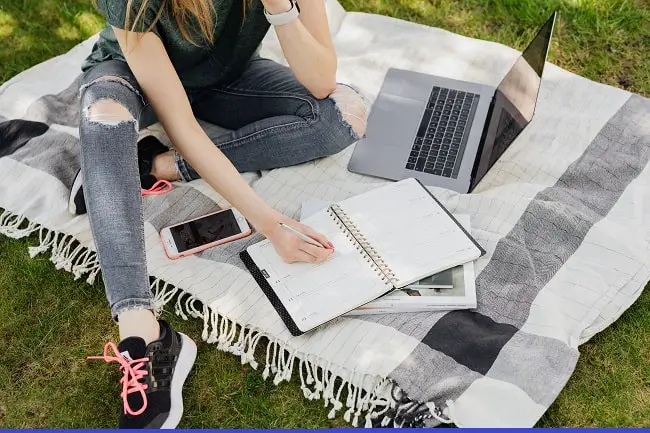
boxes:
[246,209,391,333]
[337,178,482,287]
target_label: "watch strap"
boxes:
[264,0,300,26]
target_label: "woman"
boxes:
[75,0,367,427]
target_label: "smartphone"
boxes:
[404,267,454,289]
[160,208,251,259]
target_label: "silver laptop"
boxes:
[348,12,557,193]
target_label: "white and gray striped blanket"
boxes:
[1,1,649,427]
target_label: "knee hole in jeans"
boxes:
[329,84,368,138]
[84,98,134,126]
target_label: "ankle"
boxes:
[118,309,161,345]
[151,151,180,181]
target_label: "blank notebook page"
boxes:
[337,178,482,287]
[246,209,390,333]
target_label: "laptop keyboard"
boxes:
[405,86,480,178]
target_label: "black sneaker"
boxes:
[68,136,169,215]
[88,320,197,429]
[137,136,169,183]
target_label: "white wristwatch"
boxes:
[264,0,300,26]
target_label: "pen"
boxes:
[279,223,325,248]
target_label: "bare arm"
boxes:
[265,0,337,98]
[114,29,333,262]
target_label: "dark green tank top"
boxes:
[83,0,270,89]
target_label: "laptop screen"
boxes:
[470,12,557,190]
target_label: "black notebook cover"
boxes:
[240,250,305,336]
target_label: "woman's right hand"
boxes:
[263,213,335,264]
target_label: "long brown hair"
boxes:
[103,0,218,46]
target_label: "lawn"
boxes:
[1,0,649,428]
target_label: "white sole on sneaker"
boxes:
[68,170,84,215]
[161,332,197,429]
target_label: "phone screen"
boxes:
[170,210,242,252]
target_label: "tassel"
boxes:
[262,364,270,380]
[185,295,201,319]
[201,307,210,342]
[174,294,187,320]
[283,352,295,382]
[263,339,273,380]
[270,341,279,374]
[245,332,261,369]
[86,265,100,284]
[343,407,353,423]
[305,359,314,385]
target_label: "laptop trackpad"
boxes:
[366,92,423,146]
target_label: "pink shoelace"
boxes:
[142,180,173,196]
[88,342,150,416]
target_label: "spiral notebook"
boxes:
[240,178,485,336]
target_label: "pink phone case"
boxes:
[160,209,252,260]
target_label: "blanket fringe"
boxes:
[0,210,101,284]
[0,208,453,427]
[0,209,40,239]
[150,275,454,427]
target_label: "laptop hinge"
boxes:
[469,95,496,191]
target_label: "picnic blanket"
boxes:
[1,1,649,427]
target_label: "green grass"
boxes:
[0,235,348,428]
[1,0,649,428]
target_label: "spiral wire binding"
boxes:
[328,205,398,287]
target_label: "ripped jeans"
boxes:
[78,58,367,320]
